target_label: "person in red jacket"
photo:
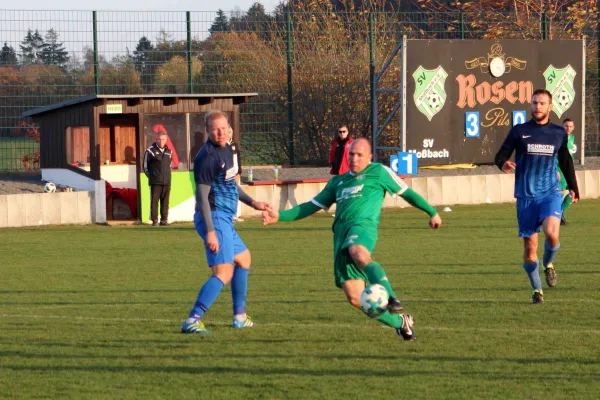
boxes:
[329,125,354,175]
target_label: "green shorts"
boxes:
[333,221,378,288]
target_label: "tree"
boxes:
[41,28,70,68]
[133,36,155,89]
[209,9,230,34]
[229,2,274,40]
[0,42,17,66]
[154,55,202,93]
[414,0,598,40]
[19,29,44,64]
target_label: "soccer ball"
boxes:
[556,90,573,109]
[360,284,389,318]
[427,91,443,111]
[44,182,56,193]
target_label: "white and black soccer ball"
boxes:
[360,284,389,318]
[427,91,443,111]
[556,90,573,109]
[44,182,56,193]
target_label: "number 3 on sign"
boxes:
[465,112,480,138]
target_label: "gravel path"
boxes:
[2,157,600,194]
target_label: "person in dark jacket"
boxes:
[329,125,353,175]
[144,133,172,226]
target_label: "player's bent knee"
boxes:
[211,264,235,284]
[348,245,372,268]
[234,250,251,269]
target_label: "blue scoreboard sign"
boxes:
[390,152,418,175]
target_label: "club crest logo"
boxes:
[413,66,448,121]
[544,65,577,118]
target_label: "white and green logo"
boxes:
[544,65,577,118]
[413,66,448,121]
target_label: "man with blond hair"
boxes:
[181,110,271,334]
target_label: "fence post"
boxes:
[92,11,99,95]
[186,11,193,94]
[459,12,465,39]
[369,13,377,160]
[286,8,295,165]
[541,11,548,40]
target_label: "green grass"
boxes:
[1,201,600,399]
[0,137,38,172]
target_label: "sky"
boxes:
[1,1,281,59]
[6,0,280,12]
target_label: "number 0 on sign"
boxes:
[512,110,526,126]
[465,111,480,138]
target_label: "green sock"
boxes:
[562,194,572,213]
[377,311,402,329]
[364,262,397,298]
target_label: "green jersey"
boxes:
[557,134,576,190]
[567,134,576,158]
[312,163,408,225]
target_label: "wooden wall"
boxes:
[33,96,240,181]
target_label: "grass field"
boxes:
[1,201,599,399]
[0,137,38,172]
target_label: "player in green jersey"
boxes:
[262,138,442,341]
[558,118,577,225]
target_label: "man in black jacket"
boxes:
[144,133,172,226]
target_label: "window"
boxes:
[66,126,90,165]
[189,113,207,166]
[144,114,187,170]
[99,125,136,164]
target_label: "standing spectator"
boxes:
[143,133,172,226]
[329,125,354,175]
[152,124,180,169]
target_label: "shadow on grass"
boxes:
[3,362,600,381]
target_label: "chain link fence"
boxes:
[1,8,598,171]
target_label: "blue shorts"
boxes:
[194,211,247,266]
[516,191,563,238]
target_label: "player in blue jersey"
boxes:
[181,110,271,334]
[495,89,579,304]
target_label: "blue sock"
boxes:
[543,241,560,269]
[231,266,249,316]
[523,260,542,291]
[188,276,225,320]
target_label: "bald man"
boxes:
[262,138,442,341]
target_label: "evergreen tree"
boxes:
[0,42,18,66]
[133,36,154,72]
[41,28,70,68]
[19,29,44,64]
[133,36,155,89]
[209,9,230,34]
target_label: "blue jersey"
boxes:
[497,120,568,199]
[194,140,239,216]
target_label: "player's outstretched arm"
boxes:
[262,201,323,226]
[237,184,272,211]
[400,188,442,229]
